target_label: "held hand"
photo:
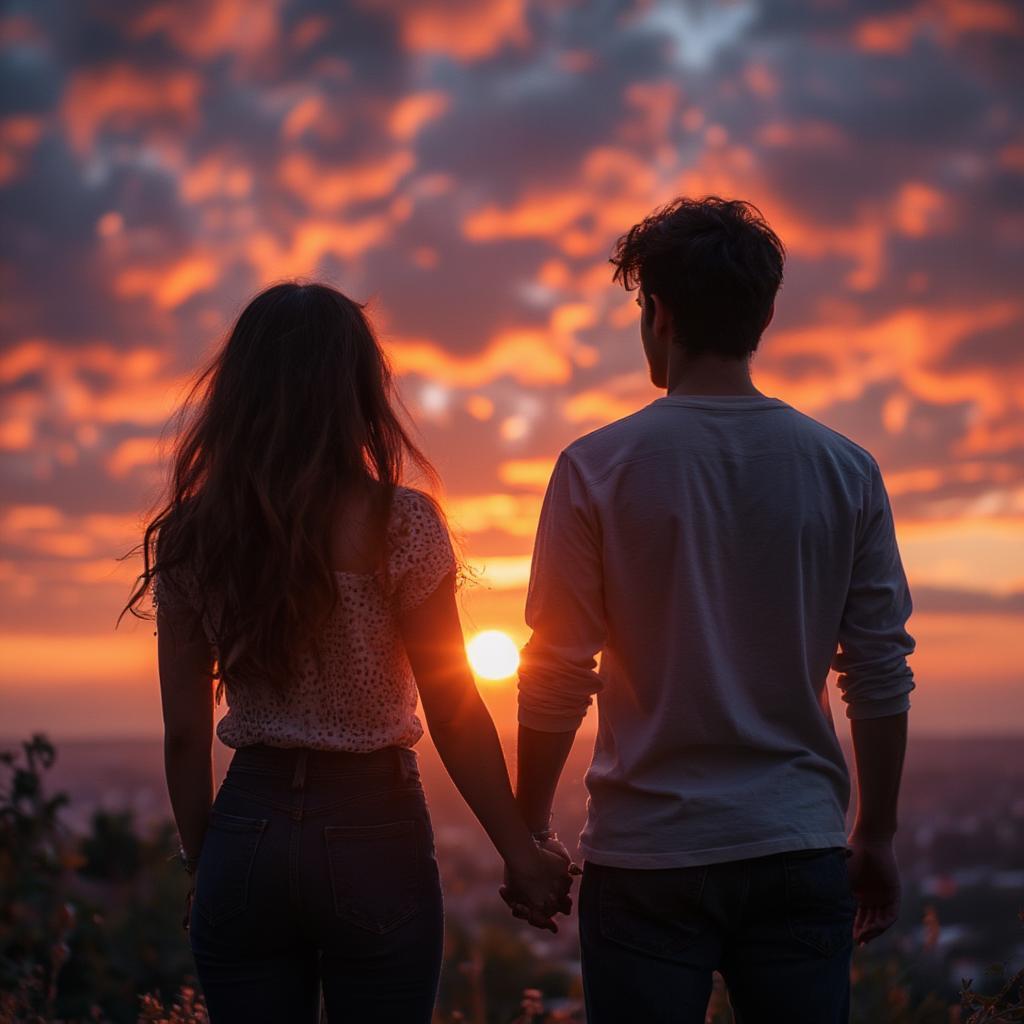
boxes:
[501,847,576,933]
[847,835,901,945]
[536,835,575,870]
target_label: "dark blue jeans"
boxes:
[579,847,855,1024]
[188,744,444,1024]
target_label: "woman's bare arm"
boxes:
[399,573,571,926]
[157,599,217,860]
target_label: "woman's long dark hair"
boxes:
[119,281,441,695]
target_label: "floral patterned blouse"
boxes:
[153,487,457,752]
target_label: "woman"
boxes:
[121,282,572,1023]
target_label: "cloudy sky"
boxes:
[1,0,1022,737]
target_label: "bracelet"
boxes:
[178,845,200,875]
[531,828,558,844]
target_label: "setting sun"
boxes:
[466,630,520,681]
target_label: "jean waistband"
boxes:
[227,743,418,788]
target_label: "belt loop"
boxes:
[291,748,308,790]
[395,747,409,784]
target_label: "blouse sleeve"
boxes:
[390,490,457,614]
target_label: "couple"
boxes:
[138,196,915,1024]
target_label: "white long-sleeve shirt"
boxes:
[518,394,915,868]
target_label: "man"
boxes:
[506,196,915,1023]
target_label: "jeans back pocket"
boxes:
[194,810,267,927]
[596,864,710,964]
[783,847,856,957]
[324,819,424,934]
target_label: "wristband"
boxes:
[178,845,200,875]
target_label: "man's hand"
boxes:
[500,840,578,932]
[847,835,900,945]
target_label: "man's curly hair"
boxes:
[610,196,785,359]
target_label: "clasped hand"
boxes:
[500,838,579,933]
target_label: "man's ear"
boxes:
[763,300,775,331]
[650,293,673,340]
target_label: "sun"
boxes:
[466,630,520,681]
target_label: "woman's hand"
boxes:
[501,845,576,932]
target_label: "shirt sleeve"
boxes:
[831,459,916,719]
[392,491,457,614]
[517,450,606,733]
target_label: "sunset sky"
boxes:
[1,0,1022,739]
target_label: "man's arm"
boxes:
[848,712,907,944]
[515,450,605,844]
[515,725,578,834]
[850,711,907,842]
[832,460,915,944]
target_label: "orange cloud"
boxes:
[61,64,203,154]
[893,182,952,237]
[0,339,184,480]
[389,91,451,140]
[384,300,598,388]
[744,63,780,99]
[129,0,280,61]
[853,9,921,53]
[619,81,681,146]
[181,153,253,202]
[0,632,155,684]
[900,517,1024,590]
[463,137,933,299]
[290,14,331,52]
[466,395,495,420]
[278,150,415,211]
[447,493,543,538]
[0,506,145,561]
[281,95,325,141]
[853,0,1022,53]
[470,554,533,590]
[463,145,661,257]
[115,255,220,310]
[563,370,654,424]
[998,144,1024,172]
[759,302,1022,415]
[0,115,45,185]
[386,329,571,387]
[465,189,588,243]
[766,202,888,292]
[246,214,397,280]
[936,0,1023,33]
[756,121,845,149]
[886,462,1021,499]
[0,413,33,450]
[106,437,164,478]
[361,0,529,61]
[499,457,556,490]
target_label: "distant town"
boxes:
[22,731,1023,1018]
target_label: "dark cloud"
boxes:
[938,318,1024,371]
[912,585,1024,615]
[0,0,1021,529]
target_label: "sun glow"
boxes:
[466,629,520,681]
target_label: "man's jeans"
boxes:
[579,847,855,1024]
[188,743,444,1024]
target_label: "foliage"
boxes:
[0,734,76,1019]
[0,735,196,1023]
[136,987,209,1024]
[2,734,1021,1024]
[960,958,1024,1022]
[79,812,142,883]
